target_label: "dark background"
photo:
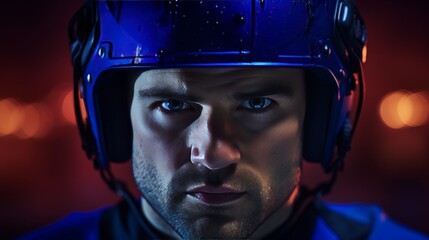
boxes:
[1,0,428,239]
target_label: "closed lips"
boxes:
[187,185,245,205]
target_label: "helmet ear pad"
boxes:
[92,70,138,164]
[302,69,342,168]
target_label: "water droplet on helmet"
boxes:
[324,45,331,56]
[86,74,92,83]
[157,49,165,58]
[233,14,246,26]
[97,47,106,59]
[134,45,142,57]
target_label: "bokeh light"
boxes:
[379,90,429,129]
[19,103,52,138]
[362,45,368,63]
[401,92,429,127]
[0,99,53,138]
[61,88,87,125]
[62,90,75,125]
[15,104,42,139]
[0,98,23,136]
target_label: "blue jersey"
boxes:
[20,199,428,240]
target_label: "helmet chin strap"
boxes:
[249,169,341,238]
[247,183,301,239]
[99,167,159,239]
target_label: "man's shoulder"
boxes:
[19,206,110,240]
[315,201,429,240]
[19,200,159,240]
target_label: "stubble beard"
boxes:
[132,150,270,239]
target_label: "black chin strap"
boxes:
[276,168,339,235]
[99,168,158,239]
[322,62,365,193]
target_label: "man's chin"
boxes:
[169,196,261,238]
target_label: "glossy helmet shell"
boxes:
[69,0,367,170]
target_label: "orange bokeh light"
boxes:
[61,88,87,125]
[62,90,75,125]
[16,103,52,139]
[15,104,42,139]
[0,99,52,138]
[0,98,24,136]
[362,45,368,63]
[403,92,429,127]
[379,91,429,129]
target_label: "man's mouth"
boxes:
[186,185,245,205]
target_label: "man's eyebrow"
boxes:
[233,85,293,100]
[138,88,200,101]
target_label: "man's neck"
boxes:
[248,185,300,238]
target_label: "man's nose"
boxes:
[188,107,241,170]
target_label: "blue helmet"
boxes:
[69,0,367,172]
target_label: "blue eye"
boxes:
[241,98,272,111]
[160,100,191,112]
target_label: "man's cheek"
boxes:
[141,138,189,178]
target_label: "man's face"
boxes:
[131,67,306,239]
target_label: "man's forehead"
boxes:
[134,67,305,90]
